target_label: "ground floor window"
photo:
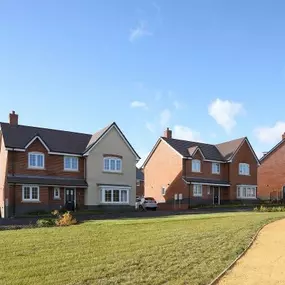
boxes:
[100,187,130,204]
[193,184,202,197]
[237,185,257,199]
[22,185,39,202]
[54,187,60,199]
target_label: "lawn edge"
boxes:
[207,217,285,285]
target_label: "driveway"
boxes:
[218,218,285,285]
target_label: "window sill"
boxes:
[21,200,41,203]
[237,197,257,200]
[192,171,202,173]
[212,172,220,175]
[53,198,61,200]
[102,171,123,175]
[28,167,45,170]
[100,202,129,204]
[238,174,251,176]
[63,169,79,172]
[193,195,202,198]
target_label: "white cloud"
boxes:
[160,109,171,127]
[129,21,152,42]
[145,122,156,133]
[208,98,244,133]
[173,125,201,141]
[254,121,285,144]
[130,101,148,109]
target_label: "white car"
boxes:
[135,196,158,211]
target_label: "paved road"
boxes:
[0,207,253,228]
[218,218,285,285]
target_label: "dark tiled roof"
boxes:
[136,167,144,180]
[183,177,230,186]
[7,175,88,187]
[162,137,225,161]
[0,122,92,155]
[162,137,245,161]
[215,137,245,160]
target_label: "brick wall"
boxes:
[184,150,229,181]
[7,138,84,178]
[229,140,258,200]
[258,141,285,200]
[144,139,188,207]
[136,180,144,197]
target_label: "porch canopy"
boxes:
[7,174,88,188]
[183,176,230,187]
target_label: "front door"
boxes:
[213,187,220,205]
[65,188,75,211]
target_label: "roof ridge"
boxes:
[0,122,92,136]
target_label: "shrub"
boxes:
[55,211,77,226]
[254,205,285,212]
[37,218,56,227]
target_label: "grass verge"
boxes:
[1,212,284,285]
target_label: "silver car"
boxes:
[135,196,158,211]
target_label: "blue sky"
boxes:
[1,0,285,165]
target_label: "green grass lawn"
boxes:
[1,212,284,285]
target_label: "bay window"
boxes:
[100,187,129,204]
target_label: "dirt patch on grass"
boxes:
[218,218,285,285]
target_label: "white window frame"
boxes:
[192,159,201,173]
[212,162,220,174]
[239,163,250,176]
[28,152,45,169]
[22,185,40,202]
[53,187,60,199]
[103,157,122,173]
[161,186,166,195]
[193,184,203,197]
[237,185,257,199]
[100,186,130,204]
[136,180,140,187]
[64,156,79,171]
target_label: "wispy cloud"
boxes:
[173,125,201,141]
[130,101,148,110]
[173,100,183,110]
[254,121,285,144]
[160,109,171,127]
[208,98,244,133]
[145,122,156,133]
[129,21,152,43]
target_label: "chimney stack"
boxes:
[9,110,18,126]
[282,132,285,140]
[163,127,172,139]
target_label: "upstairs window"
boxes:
[103,157,122,172]
[239,163,250,176]
[212,163,220,174]
[161,186,166,195]
[64,156,79,171]
[28,152,44,169]
[192,159,201,172]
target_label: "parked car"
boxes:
[135,196,158,211]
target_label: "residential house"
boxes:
[136,167,144,197]
[258,132,285,201]
[142,128,259,209]
[0,111,140,218]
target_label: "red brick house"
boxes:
[136,167,144,197]
[142,128,259,209]
[0,111,140,218]
[258,133,285,201]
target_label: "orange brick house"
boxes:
[0,111,140,218]
[258,133,285,201]
[142,128,259,209]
